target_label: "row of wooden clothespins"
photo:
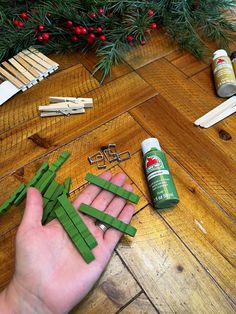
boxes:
[0,47,59,106]
[39,96,93,117]
[194,96,236,128]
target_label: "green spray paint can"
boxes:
[141,138,179,209]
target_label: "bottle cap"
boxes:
[212,49,228,60]
[141,138,161,155]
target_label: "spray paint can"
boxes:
[212,49,236,98]
[141,138,179,209]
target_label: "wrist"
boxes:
[0,277,53,314]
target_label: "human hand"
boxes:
[0,172,134,314]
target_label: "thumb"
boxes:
[21,187,43,228]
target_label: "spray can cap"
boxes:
[141,138,161,155]
[212,49,228,60]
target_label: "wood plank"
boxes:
[48,52,82,71]
[130,96,236,219]
[77,49,133,83]
[123,30,177,69]
[120,152,236,302]
[167,52,209,77]
[119,293,157,314]
[0,64,99,134]
[117,205,235,313]
[0,113,149,236]
[191,67,217,94]
[136,58,236,159]
[71,253,141,313]
[0,73,157,178]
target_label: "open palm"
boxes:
[13,171,134,314]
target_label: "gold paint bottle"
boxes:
[212,49,236,98]
[230,51,236,76]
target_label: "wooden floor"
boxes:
[0,32,236,313]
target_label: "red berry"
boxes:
[18,21,24,28]
[96,27,103,33]
[109,12,113,17]
[71,35,78,42]
[127,35,133,42]
[21,12,28,20]
[67,20,73,27]
[42,32,50,40]
[89,27,94,32]
[75,26,81,35]
[13,20,20,27]
[37,35,43,42]
[81,27,87,34]
[151,22,157,29]
[89,33,96,40]
[87,37,94,44]
[38,24,44,31]
[90,12,96,18]
[148,9,154,16]
[98,7,104,14]
[140,39,146,45]
[99,35,106,42]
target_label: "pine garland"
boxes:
[0,0,235,81]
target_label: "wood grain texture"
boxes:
[167,52,209,77]
[130,96,236,219]
[77,49,132,83]
[48,52,81,71]
[120,293,157,314]
[71,253,141,314]
[120,152,236,303]
[123,30,177,69]
[0,73,157,178]
[117,205,235,313]
[136,58,236,160]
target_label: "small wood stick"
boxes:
[14,55,42,80]
[29,48,59,68]
[0,66,25,89]
[2,61,32,86]
[18,52,48,76]
[194,96,236,126]
[8,58,37,84]
[23,49,54,72]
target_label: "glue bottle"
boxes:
[212,49,236,97]
[141,138,179,209]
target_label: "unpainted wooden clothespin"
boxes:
[39,102,85,117]
[49,96,93,108]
